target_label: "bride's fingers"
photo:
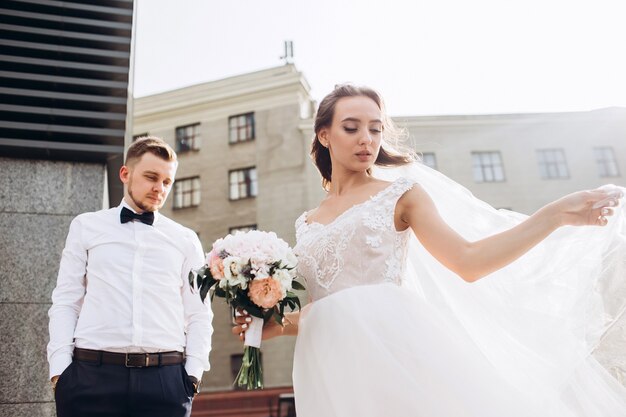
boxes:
[593,207,613,226]
[232,322,250,332]
[590,190,623,209]
[231,324,248,341]
[233,316,251,325]
[601,207,614,218]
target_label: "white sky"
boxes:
[133,0,626,116]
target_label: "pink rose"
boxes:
[248,277,283,309]
[209,251,225,279]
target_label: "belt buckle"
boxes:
[125,353,150,368]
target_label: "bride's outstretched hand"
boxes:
[232,310,285,342]
[554,187,623,227]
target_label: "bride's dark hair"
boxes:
[311,84,415,190]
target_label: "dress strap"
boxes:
[363,177,418,233]
[386,177,418,201]
[294,211,308,241]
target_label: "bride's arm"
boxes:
[232,311,300,341]
[397,184,620,283]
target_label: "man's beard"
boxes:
[128,179,160,212]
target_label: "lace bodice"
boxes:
[294,177,416,302]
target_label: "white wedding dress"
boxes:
[292,170,626,417]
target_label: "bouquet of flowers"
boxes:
[189,230,305,390]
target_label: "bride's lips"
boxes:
[355,151,372,162]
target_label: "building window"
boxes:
[229,224,257,234]
[537,149,569,179]
[471,151,505,182]
[133,133,149,142]
[229,167,257,200]
[229,113,255,143]
[173,176,200,209]
[176,123,201,152]
[421,152,437,170]
[594,147,620,177]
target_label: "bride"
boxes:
[234,84,626,416]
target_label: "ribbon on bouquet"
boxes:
[244,316,264,348]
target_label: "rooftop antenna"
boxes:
[280,40,294,65]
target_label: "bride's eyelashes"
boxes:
[342,126,382,134]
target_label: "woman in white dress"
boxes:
[235,84,626,416]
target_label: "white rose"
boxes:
[285,251,298,268]
[222,256,248,289]
[273,268,293,297]
[251,259,270,279]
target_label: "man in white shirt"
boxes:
[48,136,213,417]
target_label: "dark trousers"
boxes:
[54,359,194,417]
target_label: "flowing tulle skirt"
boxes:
[293,283,626,417]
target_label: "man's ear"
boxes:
[119,165,130,184]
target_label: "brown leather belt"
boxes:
[73,348,184,368]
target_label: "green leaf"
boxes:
[273,311,283,326]
[200,284,210,302]
[206,277,218,289]
[291,280,306,291]
[237,300,264,319]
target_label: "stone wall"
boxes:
[0,158,104,417]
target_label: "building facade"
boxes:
[400,109,625,214]
[134,66,626,397]
[133,64,321,391]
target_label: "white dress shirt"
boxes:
[48,200,213,380]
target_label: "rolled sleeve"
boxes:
[181,232,213,380]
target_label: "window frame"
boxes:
[421,152,437,170]
[536,148,569,180]
[471,151,506,183]
[228,112,255,144]
[132,133,149,142]
[594,146,620,178]
[229,224,258,234]
[228,167,258,200]
[175,123,201,153]
[172,176,201,209]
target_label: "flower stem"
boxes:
[235,346,263,390]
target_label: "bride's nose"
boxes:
[358,131,373,145]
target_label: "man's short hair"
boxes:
[125,136,177,166]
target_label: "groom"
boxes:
[47,136,213,417]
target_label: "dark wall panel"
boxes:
[0,0,134,202]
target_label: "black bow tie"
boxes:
[120,207,155,226]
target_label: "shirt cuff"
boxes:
[184,357,206,381]
[49,353,73,380]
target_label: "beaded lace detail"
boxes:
[294,177,416,301]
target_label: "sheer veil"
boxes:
[374,162,626,410]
